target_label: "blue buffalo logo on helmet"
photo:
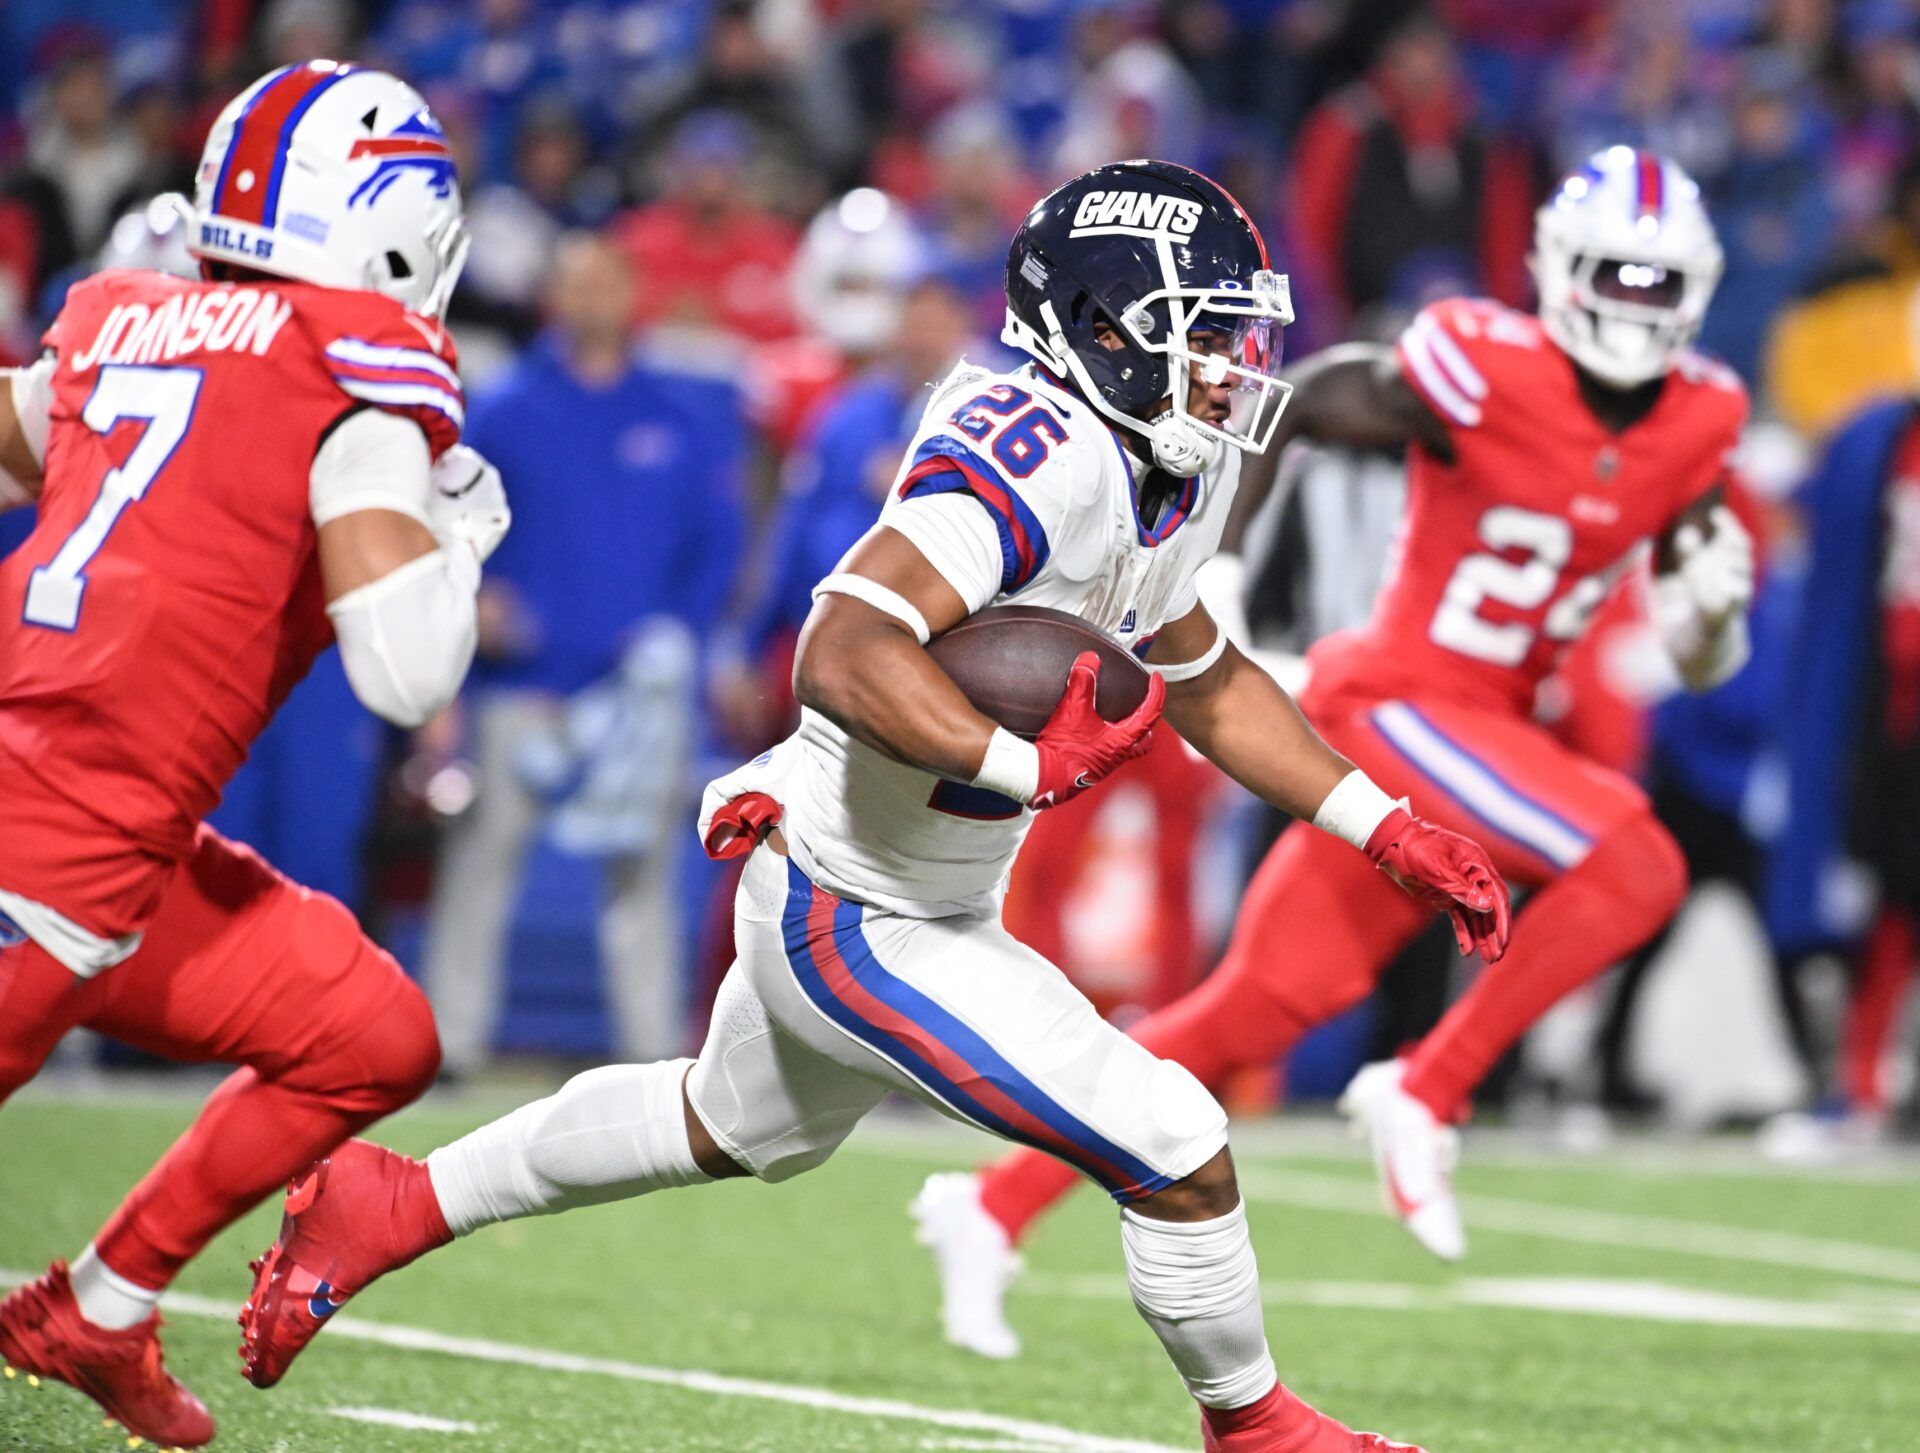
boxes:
[347,111,457,209]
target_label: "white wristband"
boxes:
[971,726,1040,804]
[1312,770,1401,850]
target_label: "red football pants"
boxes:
[980,697,1688,1242]
[0,826,440,1289]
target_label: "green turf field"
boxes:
[3,1090,1917,1452]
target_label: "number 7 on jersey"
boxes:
[24,364,204,632]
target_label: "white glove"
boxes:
[429,445,511,565]
[1671,504,1754,624]
[1654,504,1753,690]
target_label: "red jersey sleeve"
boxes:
[1393,297,1554,437]
[293,291,465,460]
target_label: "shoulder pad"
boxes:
[304,291,465,459]
[892,369,1106,593]
[1396,297,1547,431]
[1672,348,1748,400]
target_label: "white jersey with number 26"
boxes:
[766,360,1236,918]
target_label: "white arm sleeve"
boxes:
[881,493,1008,614]
[1,356,56,508]
[312,406,476,726]
[309,406,435,530]
[327,545,480,728]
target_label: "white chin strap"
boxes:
[1033,300,1223,479]
[1148,409,1220,477]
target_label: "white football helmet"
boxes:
[187,60,468,318]
[1532,147,1723,388]
[790,188,926,356]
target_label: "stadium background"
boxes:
[3,0,1919,1147]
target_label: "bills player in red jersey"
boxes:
[917,147,1757,1356]
[0,62,508,1445]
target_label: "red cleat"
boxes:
[1202,1383,1428,1453]
[238,1139,451,1389]
[0,1261,214,1449]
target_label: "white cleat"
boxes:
[1339,1060,1466,1262]
[910,1172,1023,1359]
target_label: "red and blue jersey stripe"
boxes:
[899,436,1052,593]
[324,336,464,452]
[212,62,357,229]
[780,861,1173,1202]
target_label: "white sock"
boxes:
[69,1245,160,1332]
[1120,1201,1279,1410]
[427,1059,712,1236]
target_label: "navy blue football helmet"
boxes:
[1003,159,1293,475]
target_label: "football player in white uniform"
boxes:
[240,162,1508,1453]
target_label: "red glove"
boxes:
[1364,807,1511,963]
[1030,652,1165,810]
[702,791,782,860]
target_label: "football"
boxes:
[925,605,1152,738]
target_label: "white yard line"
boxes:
[842,1111,1920,1184]
[1232,1168,1920,1288]
[1028,1272,1920,1337]
[844,1131,1920,1288]
[325,1406,482,1434]
[0,1270,1184,1453]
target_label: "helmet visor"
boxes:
[1117,265,1297,455]
[1589,258,1687,310]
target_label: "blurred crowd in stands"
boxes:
[8,0,1920,1150]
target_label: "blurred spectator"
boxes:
[1439,0,1609,136]
[462,98,617,322]
[1762,388,1920,1144]
[1053,14,1203,178]
[420,235,748,1073]
[718,271,976,746]
[888,105,1030,342]
[751,187,927,462]
[1826,1,1920,240]
[1698,54,1835,382]
[614,110,799,346]
[636,0,831,201]
[258,0,356,70]
[5,33,145,297]
[1545,8,1731,181]
[1766,156,1920,439]
[1289,10,1532,327]
[828,0,992,179]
